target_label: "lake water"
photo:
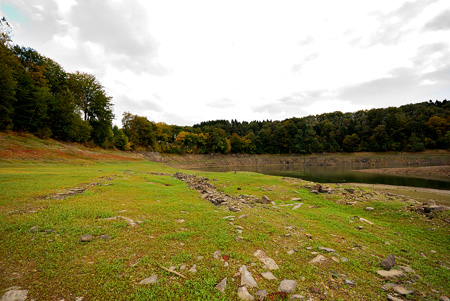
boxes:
[192,165,450,190]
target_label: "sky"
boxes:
[1,0,449,126]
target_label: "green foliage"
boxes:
[122,112,157,149]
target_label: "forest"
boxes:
[1,17,449,155]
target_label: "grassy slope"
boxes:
[0,134,449,300]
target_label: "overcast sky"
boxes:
[1,0,449,126]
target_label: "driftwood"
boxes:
[160,265,187,279]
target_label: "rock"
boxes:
[309,254,328,265]
[139,275,158,284]
[99,235,112,240]
[331,256,340,263]
[318,246,336,253]
[439,296,450,301]
[260,195,271,204]
[80,234,93,242]
[289,294,305,300]
[341,257,349,263]
[292,203,303,210]
[278,279,298,293]
[393,285,413,295]
[344,188,355,193]
[387,295,403,301]
[365,207,374,211]
[1,288,28,301]
[309,287,321,294]
[255,289,267,300]
[291,198,302,202]
[180,265,186,270]
[359,217,374,225]
[29,226,39,233]
[215,277,227,292]
[344,279,355,286]
[240,265,258,288]
[253,250,279,270]
[310,189,319,194]
[213,250,222,259]
[381,283,397,291]
[287,250,295,255]
[237,286,255,300]
[399,266,415,274]
[376,269,405,278]
[261,271,277,280]
[188,264,197,273]
[380,254,396,269]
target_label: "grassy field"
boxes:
[0,134,449,300]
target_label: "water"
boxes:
[192,165,450,190]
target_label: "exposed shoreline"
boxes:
[355,165,450,178]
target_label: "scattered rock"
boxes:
[237,286,255,300]
[387,294,403,301]
[261,271,277,280]
[255,289,267,300]
[213,250,222,259]
[287,250,295,255]
[309,287,321,294]
[439,296,450,301]
[139,275,158,284]
[331,256,340,263]
[318,247,336,253]
[1,287,28,301]
[341,257,349,263]
[292,203,303,210]
[359,217,374,225]
[99,235,112,240]
[29,226,39,234]
[344,279,355,286]
[291,198,302,202]
[102,216,136,227]
[309,254,328,265]
[188,264,197,273]
[289,294,305,300]
[80,234,93,242]
[215,277,227,292]
[376,269,405,279]
[253,250,279,270]
[365,207,374,211]
[399,266,415,274]
[381,283,397,291]
[380,254,396,269]
[393,285,413,295]
[240,265,258,288]
[260,195,271,204]
[278,279,298,293]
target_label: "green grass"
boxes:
[0,160,449,300]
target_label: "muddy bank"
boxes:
[162,151,450,169]
[356,165,450,178]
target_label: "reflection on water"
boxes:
[192,165,450,190]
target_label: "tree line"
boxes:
[1,17,449,154]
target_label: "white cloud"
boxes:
[1,0,449,126]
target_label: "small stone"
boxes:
[255,289,267,299]
[380,254,396,269]
[399,266,415,274]
[381,283,397,291]
[358,226,364,230]
[80,234,93,242]
[278,279,298,293]
[139,275,158,284]
[292,203,303,210]
[289,294,305,300]
[196,256,204,260]
[365,207,374,211]
[393,285,413,295]
[213,250,222,259]
[376,269,405,278]
[439,296,450,301]
[1,288,29,301]
[318,246,336,253]
[176,219,185,223]
[341,257,349,262]
[188,264,197,273]
[215,277,227,292]
[309,254,328,264]
[99,235,112,240]
[240,265,258,288]
[385,241,391,245]
[344,279,355,286]
[29,226,39,233]
[287,250,295,255]
[261,195,271,204]
[253,250,279,270]
[309,287,321,294]
[237,286,255,300]
[331,256,340,263]
[387,294,403,301]
[261,271,277,280]
[224,262,229,267]
[180,265,186,270]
